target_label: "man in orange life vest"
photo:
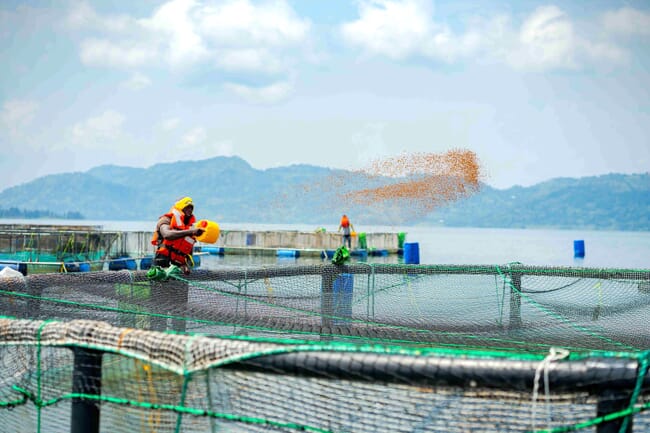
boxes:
[152,197,204,275]
[338,214,355,249]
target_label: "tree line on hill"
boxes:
[0,207,84,220]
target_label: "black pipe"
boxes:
[70,347,102,433]
[225,351,649,394]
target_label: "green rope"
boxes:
[0,282,631,355]
[35,319,53,433]
[9,388,336,433]
[494,265,636,352]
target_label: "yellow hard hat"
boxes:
[173,197,194,211]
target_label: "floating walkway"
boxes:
[198,229,404,258]
[0,224,409,274]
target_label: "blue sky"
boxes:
[1,0,648,192]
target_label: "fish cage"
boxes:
[1,263,650,432]
[0,224,151,273]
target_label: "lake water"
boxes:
[4,218,649,269]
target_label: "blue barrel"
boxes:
[0,262,19,272]
[192,254,201,268]
[574,240,585,258]
[1,261,28,275]
[79,262,91,272]
[333,273,354,323]
[404,242,420,264]
[109,257,137,271]
[63,262,80,272]
[277,249,300,258]
[140,257,153,270]
[202,246,224,255]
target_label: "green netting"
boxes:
[1,264,650,432]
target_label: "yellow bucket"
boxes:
[194,220,220,244]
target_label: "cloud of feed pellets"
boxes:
[289,149,485,223]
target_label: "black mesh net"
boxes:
[2,264,650,432]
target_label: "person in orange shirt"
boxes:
[151,197,204,275]
[338,214,355,249]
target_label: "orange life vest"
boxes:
[151,208,197,266]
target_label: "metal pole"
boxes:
[321,265,339,330]
[596,390,632,433]
[509,273,522,329]
[70,347,102,433]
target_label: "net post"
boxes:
[26,277,43,319]
[70,346,102,433]
[596,390,633,433]
[321,265,340,329]
[509,272,522,329]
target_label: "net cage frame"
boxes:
[0,224,151,272]
[1,263,650,432]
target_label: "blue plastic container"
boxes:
[0,262,19,272]
[140,257,153,270]
[0,261,27,275]
[79,262,91,272]
[333,273,354,324]
[63,262,80,272]
[109,257,137,271]
[202,246,224,255]
[574,240,585,258]
[277,249,300,258]
[404,242,420,264]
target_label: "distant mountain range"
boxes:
[0,156,648,231]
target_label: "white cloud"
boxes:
[122,72,152,90]
[198,0,310,47]
[69,0,312,80]
[80,38,156,68]
[182,126,207,146]
[216,48,284,73]
[341,1,637,71]
[141,0,209,67]
[224,81,294,104]
[0,99,39,137]
[509,6,576,70]
[603,7,650,36]
[66,0,133,33]
[161,117,181,131]
[71,110,125,147]
[341,0,434,60]
[174,127,234,160]
[580,40,629,65]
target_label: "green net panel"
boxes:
[1,263,650,432]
